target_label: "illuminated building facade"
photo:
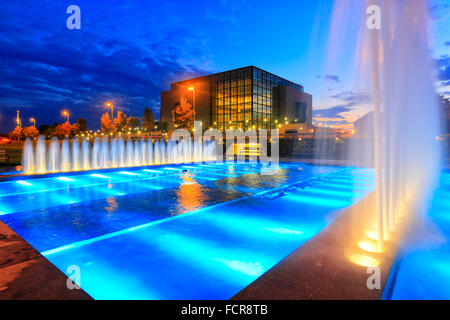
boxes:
[160,66,312,131]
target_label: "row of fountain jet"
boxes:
[22,136,217,174]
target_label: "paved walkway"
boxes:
[0,220,91,300]
[233,193,400,300]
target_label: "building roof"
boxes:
[171,65,303,90]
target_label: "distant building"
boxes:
[353,112,374,138]
[161,66,312,131]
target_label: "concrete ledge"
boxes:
[232,193,400,300]
[0,220,91,300]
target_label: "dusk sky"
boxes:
[0,0,449,132]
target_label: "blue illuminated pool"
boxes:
[0,162,375,299]
[386,170,450,300]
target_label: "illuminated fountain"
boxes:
[328,0,442,252]
[22,136,217,174]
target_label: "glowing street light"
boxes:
[188,87,195,125]
[16,110,21,127]
[62,110,70,123]
[29,118,36,127]
[105,102,114,121]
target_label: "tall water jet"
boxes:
[60,139,70,172]
[99,138,110,168]
[22,138,34,174]
[35,136,47,174]
[166,140,173,163]
[147,140,154,165]
[92,138,100,169]
[111,138,119,167]
[126,138,133,166]
[194,140,202,163]
[161,141,167,164]
[183,139,190,164]
[140,138,147,165]
[118,137,125,167]
[48,137,60,172]
[329,0,441,250]
[154,140,161,164]
[133,140,141,166]
[81,138,91,170]
[72,138,80,171]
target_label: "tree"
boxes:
[114,111,127,133]
[172,97,195,129]
[101,112,115,133]
[23,126,39,139]
[141,107,155,132]
[126,116,140,131]
[76,118,88,133]
[9,126,23,141]
[53,121,73,138]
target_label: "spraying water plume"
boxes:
[329,0,441,251]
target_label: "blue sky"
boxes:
[0,0,449,132]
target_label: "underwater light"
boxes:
[119,171,141,176]
[358,241,381,253]
[263,227,303,235]
[349,254,380,267]
[16,180,33,186]
[366,231,389,241]
[164,168,180,171]
[143,169,162,173]
[90,174,110,179]
[56,177,75,182]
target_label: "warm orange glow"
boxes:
[358,241,381,253]
[188,87,194,91]
[366,231,379,240]
[349,254,380,267]
[176,173,205,212]
[106,102,112,107]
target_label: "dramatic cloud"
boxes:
[313,105,352,120]
[0,1,211,132]
[325,75,341,83]
[436,55,450,82]
[429,1,450,21]
[330,90,370,106]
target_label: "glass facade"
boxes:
[171,66,304,131]
[210,66,303,131]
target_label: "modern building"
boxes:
[161,66,312,131]
[353,111,374,138]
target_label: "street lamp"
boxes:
[62,110,70,123]
[30,118,36,127]
[106,102,114,121]
[188,87,195,126]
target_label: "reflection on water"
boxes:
[173,172,207,215]
[105,196,119,215]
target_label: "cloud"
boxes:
[436,55,450,82]
[444,41,450,47]
[429,1,450,21]
[313,105,353,120]
[330,90,370,106]
[0,1,211,132]
[325,74,341,83]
